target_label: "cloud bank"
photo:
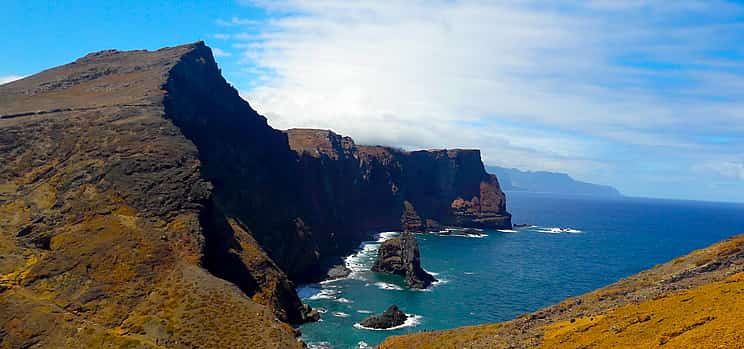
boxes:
[221,0,744,201]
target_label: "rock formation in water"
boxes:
[380,234,744,348]
[372,232,436,288]
[359,305,408,329]
[0,42,510,347]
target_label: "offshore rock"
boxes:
[372,232,436,289]
[360,305,408,329]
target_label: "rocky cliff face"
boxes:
[0,42,307,348]
[0,42,511,348]
[286,129,511,251]
[372,232,436,289]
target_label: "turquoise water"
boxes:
[297,192,744,348]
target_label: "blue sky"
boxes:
[3,1,744,203]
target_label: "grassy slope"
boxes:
[380,234,744,348]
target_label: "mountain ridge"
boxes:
[0,42,510,347]
[487,165,621,197]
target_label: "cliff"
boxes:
[0,42,511,348]
[0,42,308,348]
[380,233,744,348]
[286,129,511,239]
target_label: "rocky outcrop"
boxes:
[0,42,309,348]
[285,129,512,261]
[372,232,436,288]
[0,41,511,347]
[380,234,744,348]
[359,305,408,329]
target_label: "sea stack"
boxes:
[372,232,436,288]
[359,305,408,329]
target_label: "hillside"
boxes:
[487,166,621,197]
[380,233,744,348]
[0,42,510,348]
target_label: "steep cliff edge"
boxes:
[380,234,744,348]
[0,42,511,348]
[0,42,306,348]
[286,129,511,239]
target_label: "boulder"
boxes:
[359,305,407,329]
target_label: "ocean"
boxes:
[297,192,744,348]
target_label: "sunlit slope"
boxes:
[380,234,744,348]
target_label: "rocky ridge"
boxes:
[0,42,511,348]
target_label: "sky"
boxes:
[2,1,744,203]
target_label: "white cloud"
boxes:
[216,16,258,26]
[696,161,744,181]
[0,75,23,85]
[211,48,232,57]
[225,1,744,199]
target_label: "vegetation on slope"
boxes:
[380,234,744,348]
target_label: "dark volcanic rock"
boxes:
[326,264,352,280]
[284,129,512,271]
[360,305,408,329]
[372,232,436,288]
[0,41,510,348]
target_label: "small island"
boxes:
[359,305,408,329]
[372,232,436,289]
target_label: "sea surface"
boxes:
[297,192,744,348]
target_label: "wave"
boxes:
[356,309,373,314]
[374,282,404,291]
[353,314,422,331]
[336,297,354,304]
[356,341,370,349]
[306,341,332,349]
[537,227,583,234]
[316,307,328,314]
[333,312,350,318]
[497,229,517,233]
[306,289,340,301]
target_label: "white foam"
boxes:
[333,312,350,318]
[353,314,423,331]
[306,289,340,301]
[537,227,583,234]
[356,341,370,349]
[306,341,332,349]
[357,310,373,314]
[464,272,477,275]
[497,229,517,233]
[377,231,400,242]
[316,307,328,314]
[336,297,354,304]
[374,282,404,291]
